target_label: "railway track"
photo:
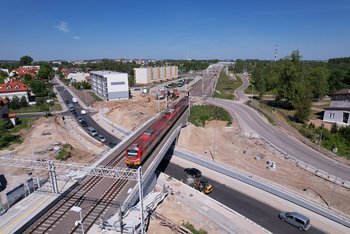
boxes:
[25,151,126,234]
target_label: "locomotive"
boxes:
[125,96,189,167]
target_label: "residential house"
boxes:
[0,80,29,102]
[323,89,350,126]
[67,72,90,83]
[14,66,39,78]
[0,97,17,125]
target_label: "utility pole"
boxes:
[329,162,338,208]
[138,167,145,234]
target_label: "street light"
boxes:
[329,162,338,208]
[71,206,85,234]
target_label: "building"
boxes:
[323,89,350,126]
[0,97,18,125]
[0,80,29,102]
[90,71,129,100]
[134,66,178,84]
[14,66,39,78]
[0,97,9,118]
[67,72,90,83]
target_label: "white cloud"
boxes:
[55,21,69,33]
[73,36,80,40]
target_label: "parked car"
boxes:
[279,211,311,231]
[184,168,202,178]
[72,111,78,117]
[87,127,97,136]
[97,134,106,142]
[80,120,88,127]
[78,117,84,123]
[81,109,87,115]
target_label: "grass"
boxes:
[182,221,208,234]
[247,100,277,126]
[90,92,103,101]
[0,118,36,149]
[213,71,242,99]
[189,104,232,127]
[56,144,73,161]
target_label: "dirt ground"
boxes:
[1,89,349,232]
[99,94,350,218]
[0,115,106,199]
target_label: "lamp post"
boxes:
[329,162,338,208]
[71,206,85,234]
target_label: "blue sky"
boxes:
[0,0,349,61]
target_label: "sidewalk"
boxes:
[0,180,77,234]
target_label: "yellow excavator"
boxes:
[193,178,213,194]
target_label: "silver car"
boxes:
[279,211,311,231]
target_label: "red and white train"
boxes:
[125,95,189,167]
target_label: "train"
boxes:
[125,95,189,168]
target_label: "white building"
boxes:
[67,72,89,83]
[134,66,178,84]
[90,71,129,101]
[323,89,350,126]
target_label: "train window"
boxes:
[127,150,138,158]
[144,129,154,135]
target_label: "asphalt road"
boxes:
[55,85,120,147]
[206,95,350,182]
[161,161,325,234]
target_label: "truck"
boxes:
[193,178,213,194]
[171,89,180,99]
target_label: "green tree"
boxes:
[20,55,33,66]
[29,79,49,97]
[20,96,28,107]
[10,96,21,109]
[308,66,329,99]
[37,65,53,80]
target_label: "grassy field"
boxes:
[213,72,242,99]
[0,117,37,149]
[189,104,232,127]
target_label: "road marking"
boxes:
[0,194,53,234]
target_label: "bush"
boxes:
[0,133,21,148]
[189,104,232,127]
[182,221,208,234]
[55,143,73,161]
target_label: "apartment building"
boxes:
[90,71,129,100]
[134,66,178,84]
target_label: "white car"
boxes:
[97,135,106,142]
[81,109,87,115]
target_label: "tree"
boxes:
[37,65,53,80]
[29,79,49,97]
[20,96,28,107]
[251,63,267,99]
[20,55,33,66]
[308,66,329,99]
[10,96,21,109]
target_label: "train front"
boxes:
[125,143,141,168]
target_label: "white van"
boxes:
[87,127,97,136]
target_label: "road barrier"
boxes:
[174,147,350,228]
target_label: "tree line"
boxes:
[248,51,350,122]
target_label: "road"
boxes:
[162,162,324,234]
[203,73,350,182]
[55,85,120,147]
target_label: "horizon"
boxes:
[1,0,350,61]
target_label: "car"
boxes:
[78,117,84,123]
[80,120,88,127]
[72,111,78,117]
[65,100,70,104]
[81,109,87,115]
[97,134,106,142]
[184,168,202,178]
[279,211,311,231]
[87,127,97,136]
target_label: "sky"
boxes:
[0,0,350,61]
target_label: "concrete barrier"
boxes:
[174,147,350,228]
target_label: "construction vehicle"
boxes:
[193,178,213,194]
